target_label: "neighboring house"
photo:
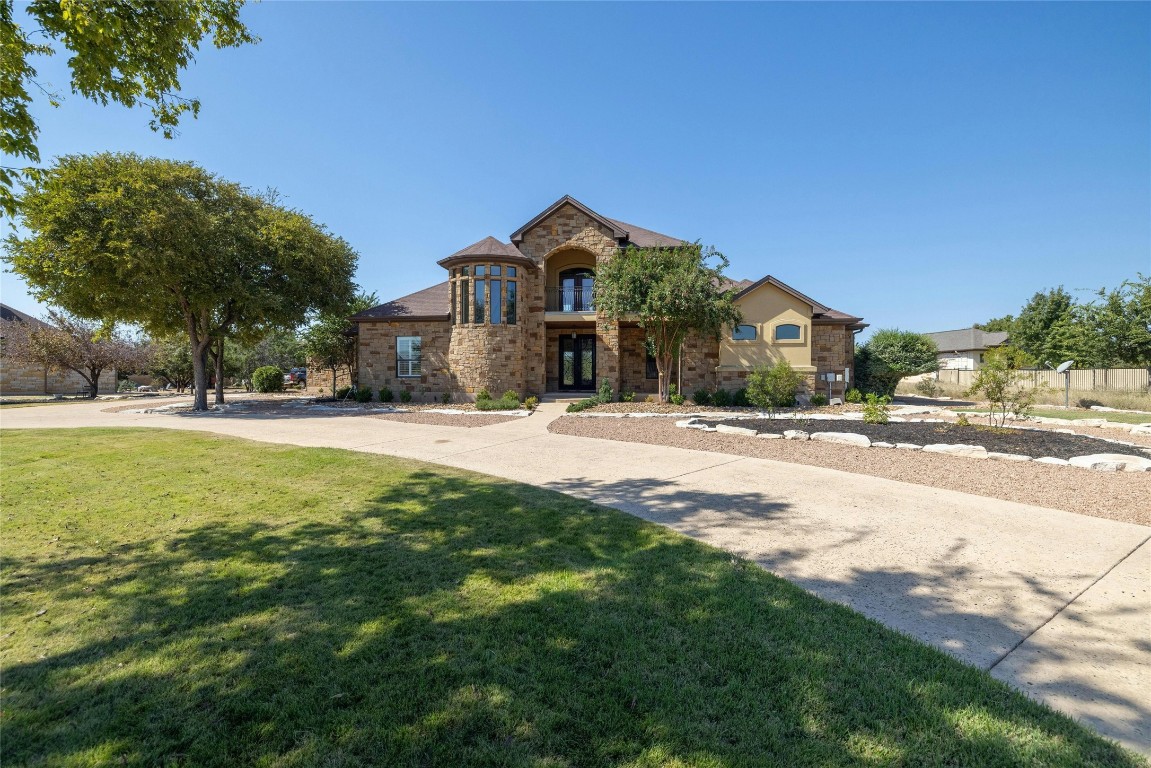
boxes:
[352,196,866,399]
[0,304,115,396]
[924,328,1010,371]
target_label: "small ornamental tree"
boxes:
[147,335,195,392]
[595,242,741,403]
[1,310,151,397]
[855,329,938,396]
[301,292,378,394]
[746,360,803,418]
[965,348,1038,427]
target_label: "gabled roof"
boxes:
[732,274,829,313]
[351,282,451,322]
[924,328,1009,353]
[436,236,536,271]
[0,303,51,330]
[509,195,683,248]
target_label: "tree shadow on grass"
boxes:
[3,469,1142,767]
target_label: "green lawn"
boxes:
[956,408,1151,424]
[1,429,1142,767]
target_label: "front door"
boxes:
[559,335,596,390]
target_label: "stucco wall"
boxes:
[721,282,814,371]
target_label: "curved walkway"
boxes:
[2,399,1148,755]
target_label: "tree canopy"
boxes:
[4,153,358,410]
[594,242,741,402]
[301,292,378,395]
[1,0,255,218]
[855,329,938,396]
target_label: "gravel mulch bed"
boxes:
[584,402,863,416]
[366,412,522,428]
[701,417,1151,461]
[549,416,1151,526]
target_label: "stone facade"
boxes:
[0,359,115,396]
[812,323,856,397]
[356,320,452,402]
[353,198,863,400]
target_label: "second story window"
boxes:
[451,263,519,326]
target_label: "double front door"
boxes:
[559,335,596,390]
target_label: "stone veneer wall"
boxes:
[516,203,622,394]
[0,358,115,396]
[448,323,525,395]
[618,326,720,396]
[356,320,453,402]
[812,324,856,396]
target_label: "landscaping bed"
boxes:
[367,411,523,427]
[2,429,1142,767]
[549,416,1151,526]
[700,417,1151,461]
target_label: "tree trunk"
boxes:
[213,337,226,405]
[331,367,337,396]
[658,353,675,403]
[85,366,101,398]
[187,317,211,411]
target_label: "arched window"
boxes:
[775,323,802,341]
[558,268,594,312]
[731,324,757,341]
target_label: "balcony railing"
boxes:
[545,286,595,313]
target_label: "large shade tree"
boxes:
[4,153,358,410]
[595,242,741,403]
[1,0,255,218]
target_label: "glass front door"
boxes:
[559,334,596,390]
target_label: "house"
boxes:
[352,196,866,399]
[924,328,1009,371]
[0,304,116,395]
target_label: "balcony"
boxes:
[545,286,595,313]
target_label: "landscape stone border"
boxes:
[670,417,1151,473]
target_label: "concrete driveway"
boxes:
[2,398,1148,755]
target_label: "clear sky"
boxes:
[3,1,1148,338]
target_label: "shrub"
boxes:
[619,390,635,403]
[862,393,891,424]
[810,393,829,407]
[441,391,452,404]
[855,329,938,396]
[251,366,284,393]
[524,396,539,411]
[693,388,712,406]
[354,386,372,403]
[668,384,685,406]
[644,394,657,403]
[335,385,352,400]
[477,397,519,411]
[964,351,1038,427]
[746,360,802,418]
[565,397,599,413]
[597,378,614,404]
[956,412,971,427]
[914,378,942,398]
[711,389,732,408]
[476,388,491,402]
[845,388,863,404]
[502,390,519,402]
[379,387,394,403]
[731,388,749,407]
[399,390,412,403]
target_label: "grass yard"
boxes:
[1,429,1142,767]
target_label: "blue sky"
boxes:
[3,1,1148,338]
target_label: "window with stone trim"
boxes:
[450,263,520,326]
[397,336,422,378]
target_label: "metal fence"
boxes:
[935,367,1151,392]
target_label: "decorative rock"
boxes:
[829,397,843,406]
[872,441,895,449]
[716,424,758,437]
[1067,453,1151,472]
[783,430,809,441]
[1034,457,1070,466]
[757,432,783,440]
[1054,429,1076,434]
[675,419,698,428]
[922,443,989,459]
[987,452,1032,462]
[895,443,922,450]
[810,431,871,448]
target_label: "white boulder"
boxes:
[922,443,989,459]
[1067,453,1151,472]
[716,424,757,437]
[810,432,871,447]
[757,433,783,440]
[872,441,895,449]
[1034,457,1070,466]
[783,430,809,441]
[895,443,922,450]
[988,452,1032,462]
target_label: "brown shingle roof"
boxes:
[510,195,684,248]
[0,303,52,330]
[351,282,450,321]
[436,236,536,271]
